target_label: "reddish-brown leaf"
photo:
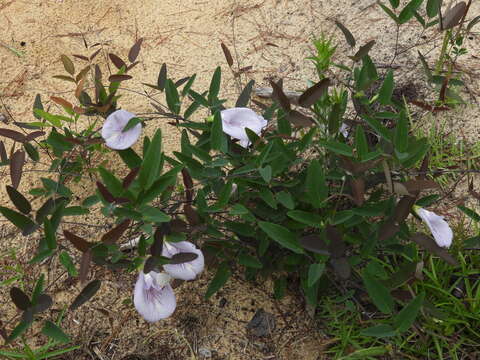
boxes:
[24,131,45,142]
[181,169,194,202]
[122,167,140,189]
[403,179,439,193]
[442,1,467,30]
[184,204,200,226]
[269,79,291,112]
[287,110,314,127]
[50,96,73,110]
[89,48,101,61]
[221,42,234,67]
[102,219,131,245]
[79,250,92,283]
[75,65,91,83]
[127,61,140,72]
[326,225,345,258]
[10,150,25,189]
[0,128,26,142]
[108,74,132,82]
[96,181,115,203]
[411,233,459,266]
[128,38,143,63]
[298,78,331,108]
[298,234,329,255]
[53,75,76,83]
[63,230,91,252]
[108,53,127,70]
[73,54,89,61]
[170,219,188,232]
[0,141,7,162]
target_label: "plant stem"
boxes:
[435,31,450,75]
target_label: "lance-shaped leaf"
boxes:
[205,262,231,299]
[221,42,233,67]
[362,271,394,314]
[170,252,199,264]
[79,250,92,283]
[109,53,127,70]
[70,279,101,310]
[63,230,91,252]
[10,150,25,189]
[411,233,459,266]
[6,185,31,214]
[108,74,132,82]
[60,55,75,75]
[335,21,356,47]
[0,141,7,163]
[258,221,304,254]
[122,167,140,189]
[393,292,425,333]
[236,80,255,108]
[42,321,70,344]
[128,38,143,63]
[157,63,167,91]
[0,128,26,142]
[350,40,375,61]
[96,181,115,203]
[101,219,131,245]
[0,206,37,235]
[298,78,330,108]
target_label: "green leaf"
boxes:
[33,94,44,120]
[6,185,31,214]
[140,205,171,223]
[0,206,37,235]
[398,0,424,24]
[59,251,78,276]
[362,271,394,314]
[138,129,162,190]
[394,111,408,153]
[378,70,394,105]
[208,66,221,104]
[23,142,39,162]
[258,221,304,254]
[239,253,263,269]
[259,165,272,183]
[44,219,56,250]
[165,79,180,114]
[339,347,388,358]
[362,115,391,142]
[42,320,70,344]
[287,210,322,227]
[41,178,72,198]
[458,206,480,222]
[389,0,400,8]
[319,140,353,157]
[205,262,231,299]
[31,274,45,303]
[118,148,142,169]
[306,160,326,209]
[308,263,325,287]
[259,187,277,209]
[122,117,142,133]
[236,80,255,107]
[355,126,369,160]
[98,166,123,196]
[140,174,177,204]
[33,109,72,127]
[7,321,31,343]
[211,111,227,152]
[276,190,295,209]
[394,292,425,333]
[360,324,396,338]
[356,55,378,90]
[379,3,399,22]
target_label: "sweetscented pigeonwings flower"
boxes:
[220,107,268,148]
[133,271,176,322]
[162,241,204,281]
[416,207,453,248]
[101,109,142,150]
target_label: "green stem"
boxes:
[434,31,450,75]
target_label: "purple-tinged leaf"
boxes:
[6,185,31,214]
[10,287,31,311]
[109,53,127,70]
[128,38,143,63]
[108,74,132,82]
[70,279,101,310]
[298,78,331,108]
[101,219,131,245]
[221,42,234,67]
[10,150,25,189]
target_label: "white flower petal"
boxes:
[417,208,453,248]
[162,241,205,281]
[220,108,267,148]
[101,109,142,150]
[134,271,176,322]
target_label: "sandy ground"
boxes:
[1,0,480,358]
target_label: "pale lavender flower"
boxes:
[162,241,204,281]
[101,109,142,150]
[134,271,176,322]
[220,108,268,148]
[417,208,453,248]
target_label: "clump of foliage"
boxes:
[1,1,479,358]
